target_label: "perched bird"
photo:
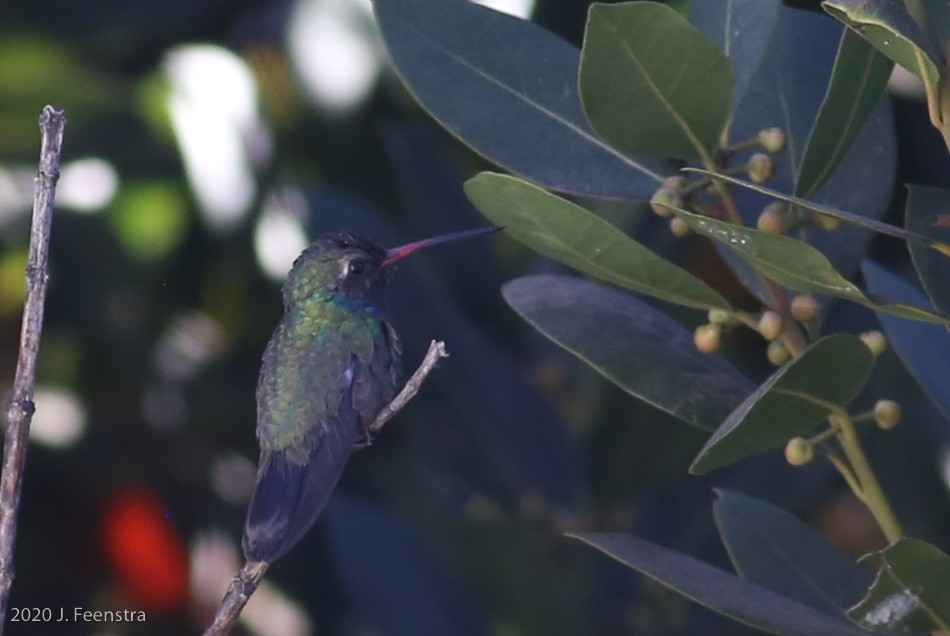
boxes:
[242,227,499,564]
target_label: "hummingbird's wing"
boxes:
[351,319,402,427]
[242,315,399,564]
[242,385,360,563]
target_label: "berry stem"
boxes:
[720,136,760,156]
[828,412,904,543]
[822,451,863,499]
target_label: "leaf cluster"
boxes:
[374,0,950,633]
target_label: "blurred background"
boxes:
[1,0,949,634]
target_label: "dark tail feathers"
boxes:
[242,417,358,563]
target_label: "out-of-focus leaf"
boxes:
[920,0,950,51]
[569,532,870,636]
[822,0,940,87]
[0,37,122,155]
[465,172,731,311]
[714,490,873,614]
[862,260,950,420]
[325,496,488,636]
[0,248,27,314]
[366,457,587,635]
[579,1,734,160]
[372,0,669,199]
[688,0,782,114]
[110,182,189,262]
[685,170,950,255]
[906,185,950,316]
[690,334,874,474]
[849,538,950,633]
[796,29,892,198]
[503,275,754,431]
[665,204,950,323]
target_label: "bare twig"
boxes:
[203,339,447,634]
[0,106,66,629]
[203,560,269,636]
[371,339,448,432]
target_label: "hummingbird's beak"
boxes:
[383,226,503,267]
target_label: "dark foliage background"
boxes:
[1,0,947,634]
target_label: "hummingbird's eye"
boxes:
[347,259,366,276]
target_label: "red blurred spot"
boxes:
[101,488,189,613]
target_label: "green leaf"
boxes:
[849,538,950,633]
[465,172,731,311]
[906,185,950,316]
[822,0,940,87]
[790,100,896,292]
[688,0,782,114]
[690,334,874,474]
[502,275,754,430]
[796,28,893,198]
[714,6,857,304]
[862,260,950,420]
[569,532,871,636]
[685,169,950,256]
[579,2,734,160]
[372,0,670,199]
[714,490,873,615]
[663,201,950,323]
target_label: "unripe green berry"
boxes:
[767,340,790,366]
[815,213,842,231]
[874,399,901,429]
[650,187,682,218]
[669,216,691,237]
[757,207,785,234]
[747,153,775,184]
[790,294,821,322]
[784,437,814,466]
[694,323,721,353]
[758,127,787,153]
[860,330,888,357]
[758,311,784,341]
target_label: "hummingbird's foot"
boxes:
[353,422,374,449]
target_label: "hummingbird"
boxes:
[242,226,500,565]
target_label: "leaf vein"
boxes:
[400,18,666,182]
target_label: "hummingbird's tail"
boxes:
[242,404,360,563]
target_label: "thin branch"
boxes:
[203,339,448,634]
[203,560,269,636]
[371,339,448,432]
[0,106,66,629]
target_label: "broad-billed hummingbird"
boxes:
[242,226,500,564]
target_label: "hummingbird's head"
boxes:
[283,233,389,308]
[282,226,502,309]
